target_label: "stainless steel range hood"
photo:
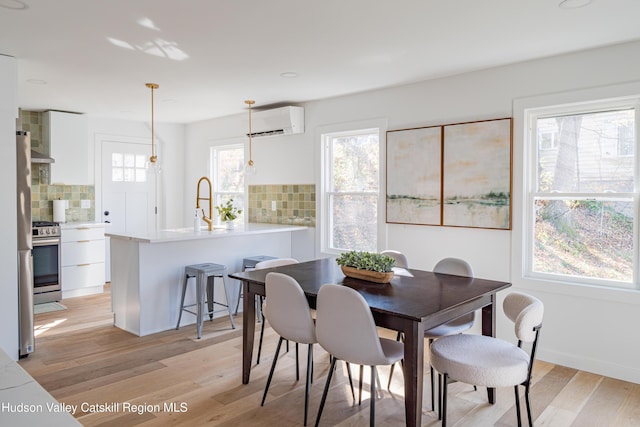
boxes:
[30,149,55,164]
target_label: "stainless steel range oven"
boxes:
[32,221,62,304]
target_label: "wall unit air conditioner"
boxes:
[246,106,304,137]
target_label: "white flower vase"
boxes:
[224,220,235,229]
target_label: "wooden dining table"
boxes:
[228,257,511,427]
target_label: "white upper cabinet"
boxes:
[45,111,90,185]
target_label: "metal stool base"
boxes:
[176,263,236,338]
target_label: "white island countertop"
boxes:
[106,223,308,244]
[59,221,108,229]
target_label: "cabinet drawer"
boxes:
[62,263,105,291]
[62,240,105,266]
[61,227,105,243]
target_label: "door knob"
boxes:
[104,210,110,216]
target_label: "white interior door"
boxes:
[101,140,157,282]
[102,141,156,234]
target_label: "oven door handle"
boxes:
[33,238,61,246]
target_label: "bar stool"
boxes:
[176,263,236,339]
[234,255,277,316]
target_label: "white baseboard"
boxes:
[538,348,640,385]
[62,285,104,299]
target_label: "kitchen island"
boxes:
[106,223,308,336]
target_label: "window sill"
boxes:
[516,275,640,305]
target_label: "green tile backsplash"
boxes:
[20,110,47,154]
[249,184,316,227]
[21,110,95,222]
[32,184,95,222]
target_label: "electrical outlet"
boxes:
[271,201,276,211]
[81,199,91,209]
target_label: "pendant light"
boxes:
[245,99,256,175]
[146,82,160,171]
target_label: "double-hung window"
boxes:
[210,144,245,222]
[322,128,380,253]
[526,97,639,289]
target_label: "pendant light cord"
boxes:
[146,83,159,163]
[245,100,255,166]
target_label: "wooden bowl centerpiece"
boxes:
[336,251,396,284]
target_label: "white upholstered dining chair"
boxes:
[380,250,409,269]
[255,258,299,269]
[254,257,299,364]
[260,272,316,426]
[314,284,404,427]
[426,257,476,412]
[430,291,544,427]
[387,256,475,414]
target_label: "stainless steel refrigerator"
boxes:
[17,130,34,357]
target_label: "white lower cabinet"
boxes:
[61,224,105,298]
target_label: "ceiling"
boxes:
[1,0,640,124]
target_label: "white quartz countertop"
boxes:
[59,222,108,229]
[1,349,82,426]
[105,223,308,244]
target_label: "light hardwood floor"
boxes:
[19,287,640,426]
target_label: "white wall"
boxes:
[0,55,19,359]
[184,114,312,222]
[183,40,640,384]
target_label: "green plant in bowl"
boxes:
[336,251,396,272]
